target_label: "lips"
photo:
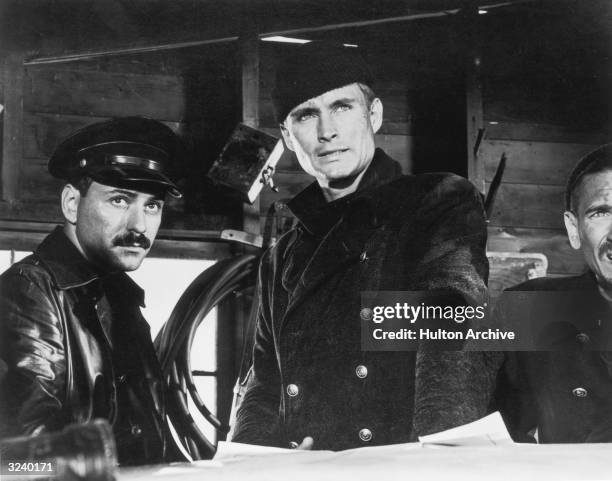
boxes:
[318,148,349,158]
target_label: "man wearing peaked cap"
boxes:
[0,117,182,465]
[231,41,493,450]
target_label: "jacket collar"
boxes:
[287,148,403,237]
[281,149,405,307]
[35,226,145,306]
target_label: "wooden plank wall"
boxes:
[0,44,244,249]
[481,10,611,277]
[2,57,183,222]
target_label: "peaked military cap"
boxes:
[48,116,182,198]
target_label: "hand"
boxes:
[296,436,314,450]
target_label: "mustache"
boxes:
[113,232,151,249]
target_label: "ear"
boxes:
[563,210,582,250]
[369,98,383,134]
[279,122,296,152]
[61,184,80,225]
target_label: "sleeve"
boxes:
[410,175,499,436]
[0,266,68,438]
[490,292,538,443]
[229,249,283,447]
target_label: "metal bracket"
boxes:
[220,229,264,248]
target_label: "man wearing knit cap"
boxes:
[231,42,493,449]
[495,143,612,443]
[0,117,181,464]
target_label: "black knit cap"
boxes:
[49,116,182,198]
[565,143,612,210]
[272,41,374,123]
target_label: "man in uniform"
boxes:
[495,143,612,443]
[0,117,182,464]
[231,42,494,450]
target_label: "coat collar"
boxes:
[281,149,405,309]
[35,226,145,306]
[287,148,403,238]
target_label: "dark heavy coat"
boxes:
[232,149,495,450]
[495,272,612,443]
[0,228,170,465]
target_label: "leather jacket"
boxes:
[0,227,170,465]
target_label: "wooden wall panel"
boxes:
[18,163,63,201]
[22,112,183,162]
[484,122,611,145]
[1,46,240,232]
[23,112,109,162]
[0,200,62,223]
[482,140,597,186]
[25,67,186,121]
[486,182,565,230]
[2,53,25,202]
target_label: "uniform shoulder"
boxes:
[0,254,52,287]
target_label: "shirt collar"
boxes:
[35,226,145,306]
[287,148,403,236]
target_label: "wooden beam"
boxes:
[259,1,533,38]
[482,140,597,185]
[23,37,239,66]
[239,31,262,237]
[2,53,25,203]
[464,6,485,193]
[21,1,535,66]
[241,32,260,130]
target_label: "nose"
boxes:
[127,205,147,234]
[317,111,337,142]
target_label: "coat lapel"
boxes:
[281,191,393,331]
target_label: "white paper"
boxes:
[214,441,307,460]
[418,411,513,446]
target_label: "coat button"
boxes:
[287,384,299,397]
[289,441,298,449]
[355,365,368,379]
[359,251,369,262]
[131,424,142,437]
[572,387,588,398]
[359,428,373,442]
[576,333,590,344]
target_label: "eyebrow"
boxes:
[329,96,358,106]
[290,106,319,120]
[290,96,359,120]
[107,188,137,197]
[106,189,164,201]
[583,202,612,215]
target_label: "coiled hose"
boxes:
[154,254,258,460]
